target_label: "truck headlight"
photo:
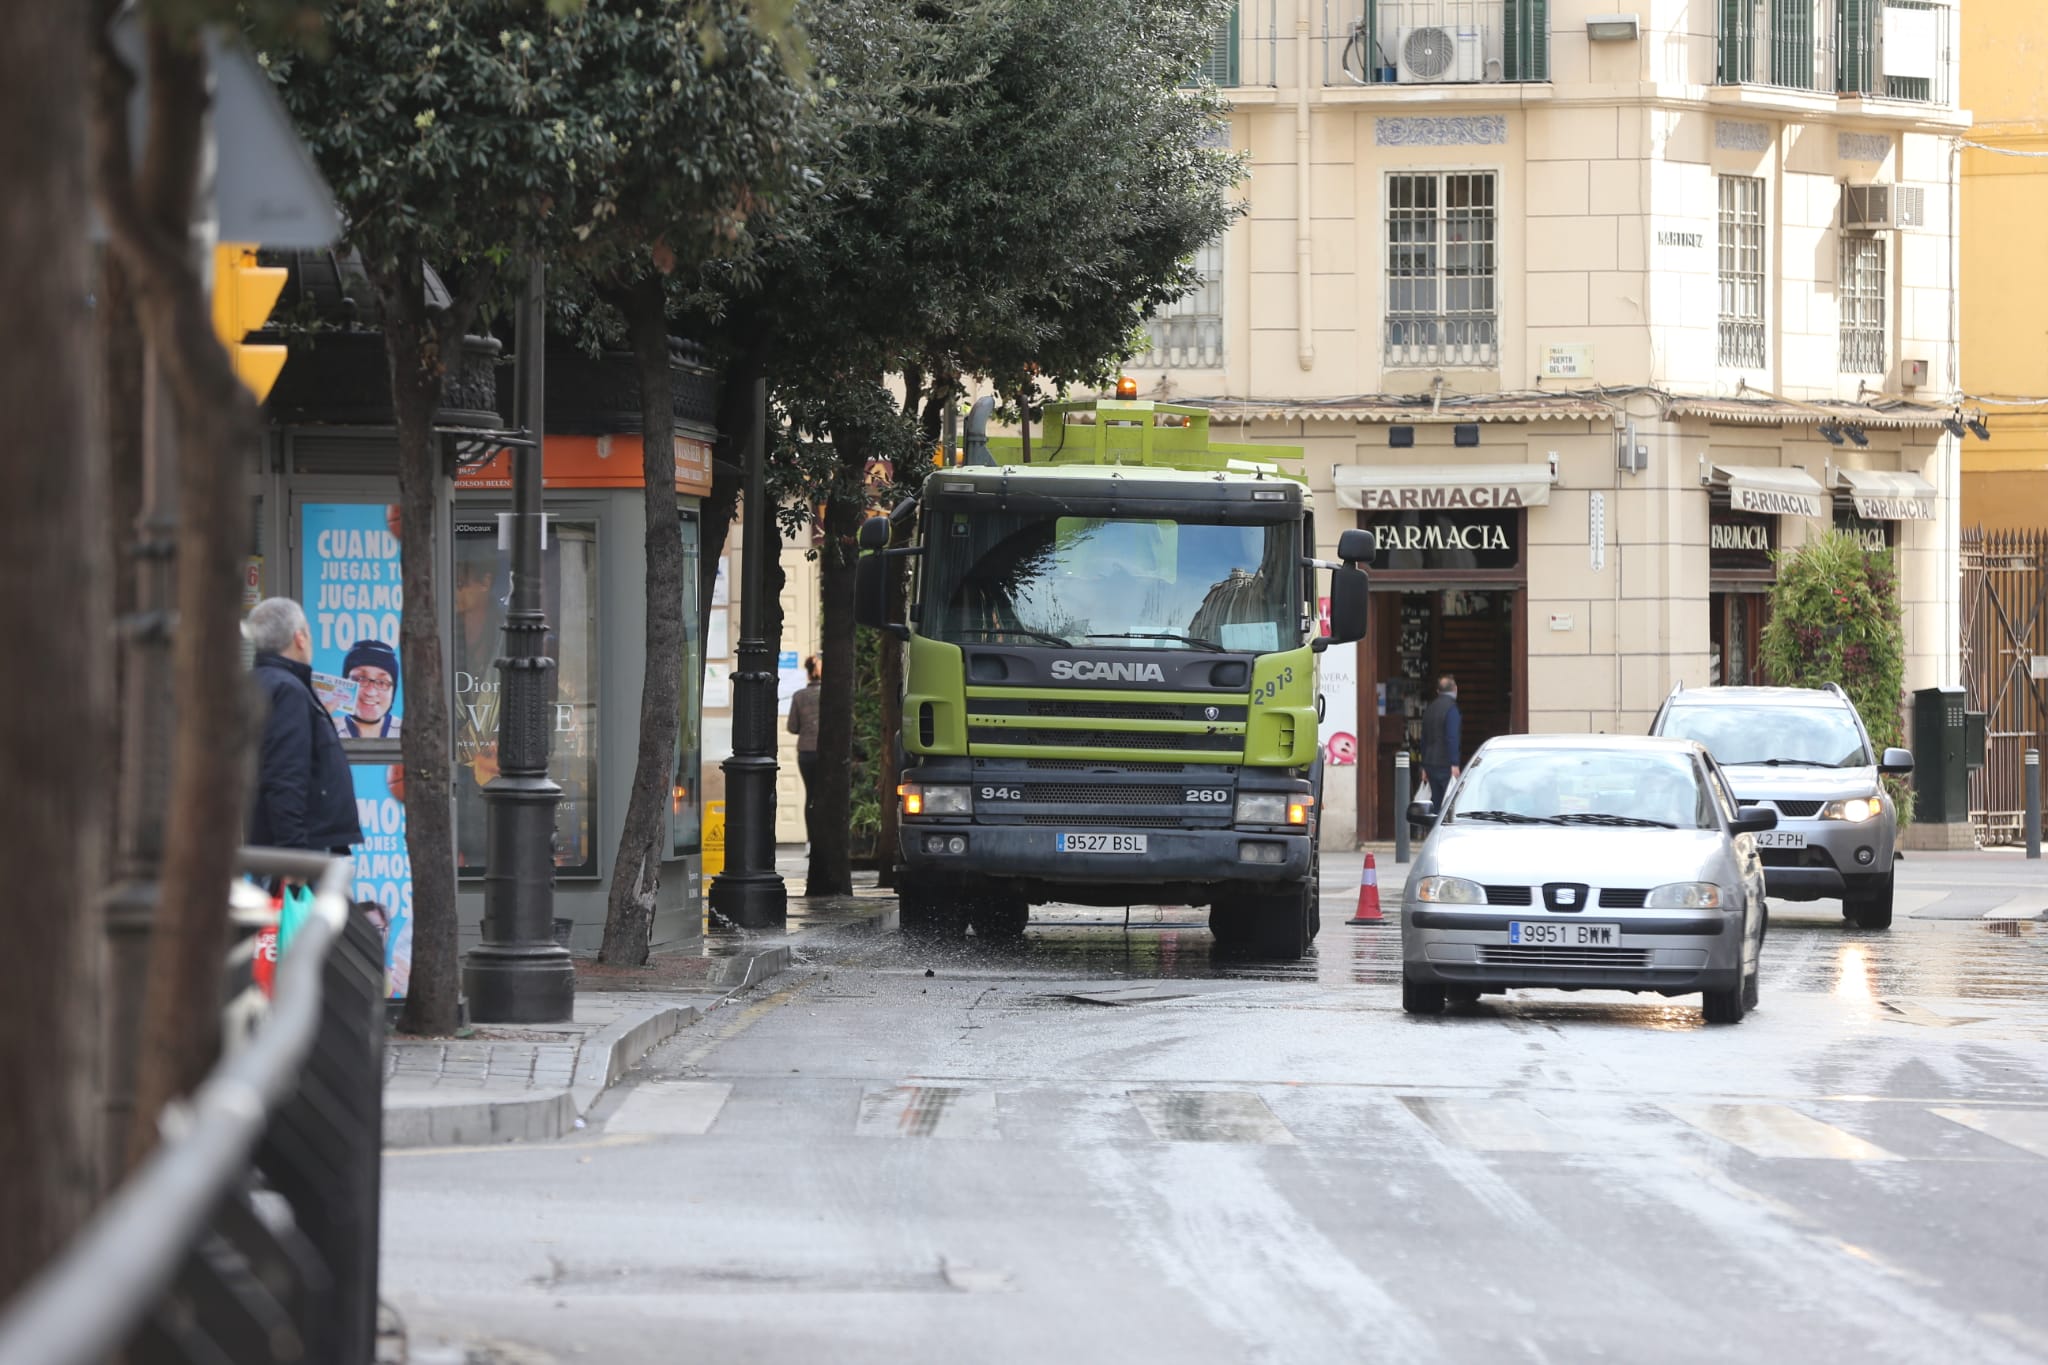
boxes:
[1235,793,1288,824]
[900,784,970,816]
[1413,875,1484,904]
[1820,796,1879,823]
[1645,882,1724,909]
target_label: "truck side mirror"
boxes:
[858,514,892,551]
[1336,528,1374,564]
[1316,564,1370,650]
[854,553,893,635]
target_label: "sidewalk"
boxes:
[382,850,893,1149]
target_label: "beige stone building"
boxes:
[1131,0,1971,844]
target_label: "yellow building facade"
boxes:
[1960,0,2048,529]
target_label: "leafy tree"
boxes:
[273,0,627,1033]
[1760,530,1913,819]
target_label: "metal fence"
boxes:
[0,849,385,1365]
[1962,530,2048,846]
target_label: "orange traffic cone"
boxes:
[1347,852,1385,924]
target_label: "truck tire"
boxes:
[1249,878,1312,960]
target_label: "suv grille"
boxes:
[1771,799,1824,818]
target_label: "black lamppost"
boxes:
[708,378,787,930]
[464,257,574,1021]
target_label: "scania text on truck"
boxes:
[854,385,1372,958]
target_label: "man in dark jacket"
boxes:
[246,597,363,855]
[1420,674,1462,812]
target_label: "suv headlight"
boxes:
[1645,882,1724,909]
[899,783,970,816]
[1414,875,1485,904]
[1236,793,1288,824]
[1820,796,1880,823]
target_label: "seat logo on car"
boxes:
[1049,659,1165,683]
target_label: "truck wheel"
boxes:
[1250,879,1312,960]
[1845,878,1894,930]
[969,895,1029,942]
[1305,850,1323,942]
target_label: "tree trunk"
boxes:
[113,19,261,1171]
[806,416,869,898]
[380,256,462,1037]
[0,0,105,1297]
[600,275,683,966]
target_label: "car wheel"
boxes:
[1845,878,1894,930]
[1701,971,1748,1025]
[1445,985,1482,1010]
[1402,975,1446,1016]
[1741,961,1760,1011]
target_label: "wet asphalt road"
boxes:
[385,851,2048,1365]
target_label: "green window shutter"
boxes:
[1838,0,1876,93]
[1504,0,1548,82]
[1192,4,1240,87]
[1770,0,1813,88]
[1720,0,1754,82]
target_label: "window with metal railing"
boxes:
[1385,172,1498,369]
[1326,0,1547,86]
[1719,0,1838,91]
[1839,0,1949,102]
[1136,238,1226,371]
[1718,176,1767,370]
[1839,236,1886,374]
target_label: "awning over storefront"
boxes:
[1194,395,1613,425]
[1711,464,1828,519]
[1833,468,1938,520]
[1332,463,1556,512]
[1666,396,1956,431]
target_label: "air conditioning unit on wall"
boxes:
[1842,183,1928,232]
[1396,25,1487,83]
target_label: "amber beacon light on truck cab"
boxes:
[853,382,1373,958]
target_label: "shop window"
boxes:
[1839,235,1886,375]
[1718,175,1767,369]
[1386,171,1498,369]
[453,519,601,878]
[672,511,704,856]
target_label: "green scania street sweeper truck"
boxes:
[854,386,1372,958]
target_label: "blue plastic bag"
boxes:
[277,883,316,963]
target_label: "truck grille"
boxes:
[969,726,1242,753]
[1477,945,1654,969]
[1002,783,1183,805]
[971,698,1246,723]
[1020,758,1187,773]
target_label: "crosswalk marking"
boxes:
[1931,1108,2048,1159]
[856,1085,1000,1139]
[605,1081,733,1137]
[1129,1090,1296,1144]
[1664,1103,1900,1161]
[1400,1096,1584,1153]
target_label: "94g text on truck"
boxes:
[854,383,1373,958]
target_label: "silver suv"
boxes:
[1649,684,1914,929]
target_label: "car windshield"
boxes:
[1659,703,1871,768]
[1449,749,1713,831]
[922,510,1297,653]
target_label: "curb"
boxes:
[381,942,792,1150]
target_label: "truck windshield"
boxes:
[923,510,1297,653]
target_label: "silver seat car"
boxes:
[1648,684,1914,929]
[1401,734,1776,1024]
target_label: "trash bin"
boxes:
[702,799,726,879]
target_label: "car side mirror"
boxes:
[1315,564,1370,651]
[1731,806,1778,834]
[1407,800,1438,829]
[1879,747,1915,775]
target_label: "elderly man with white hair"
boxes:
[245,597,362,859]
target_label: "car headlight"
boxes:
[899,783,970,816]
[1236,793,1289,824]
[1820,796,1880,823]
[1413,875,1485,904]
[1645,882,1725,909]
